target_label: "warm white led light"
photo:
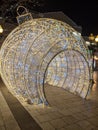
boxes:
[94,56,98,60]
[0,18,92,104]
[86,41,90,45]
[95,36,98,42]
[0,25,3,33]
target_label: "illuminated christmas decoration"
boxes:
[0,11,92,104]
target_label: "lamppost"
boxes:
[0,25,3,34]
[89,34,98,71]
[95,35,98,43]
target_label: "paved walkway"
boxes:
[0,79,42,130]
[0,71,98,130]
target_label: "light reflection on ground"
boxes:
[87,71,98,101]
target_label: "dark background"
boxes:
[43,0,98,36]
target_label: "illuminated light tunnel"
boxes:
[0,18,92,104]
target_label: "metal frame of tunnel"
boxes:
[41,49,91,105]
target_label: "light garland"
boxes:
[0,18,92,104]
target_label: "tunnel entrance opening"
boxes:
[44,49,90,105]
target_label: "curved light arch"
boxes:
[0,18,92,104]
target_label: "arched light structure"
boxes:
[0,18,92,104]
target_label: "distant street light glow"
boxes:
[86,41,90,45]
[89,33,95,41]
[94,56,98,60]
[0,25,3,33]
[95,35,98,42]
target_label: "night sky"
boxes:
[41,0,98,36]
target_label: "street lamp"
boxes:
[89,33,98,44]
[89,33,95,41]
[95,35,98,43]
[88,33,98,71]
[0,25,3,33]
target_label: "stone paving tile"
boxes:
[59,108,73,116]
[82,125,97,130]
[72,112,87,121]
[0,91,21,130]
[82,110,97,118]
[64,124,84,130]
[47,111,63,120]
[29,109,41,116]
[2,111,16,122]
[59,128,68,130]
[0,126,6,130]
[68,107,84,113]
[0,113,4,127]
[36,113,52,122]
[35,107,56,115]
[53,103,68,109]
[87,117,98,127]
[40,122,55,130]
[77,120,93,129]
[5,119,21,130]
[49,118,67,129]
[93,127,98,130]
[93,106,98,111]
[62,115,78,125]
